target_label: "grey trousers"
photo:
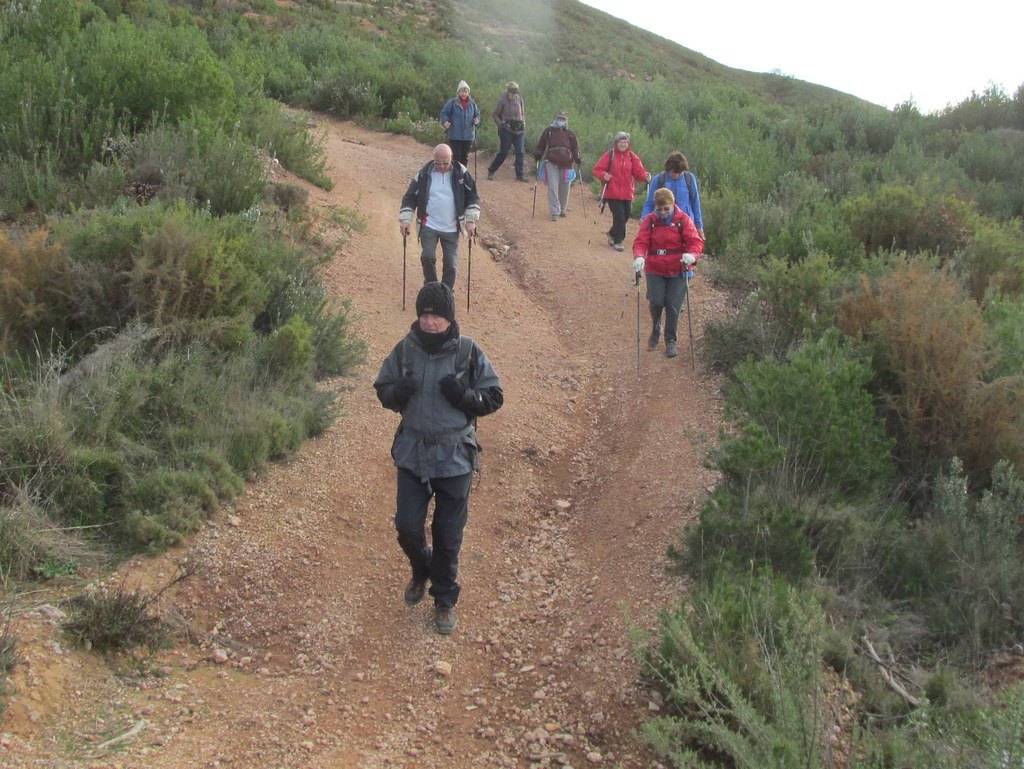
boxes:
[645,273,687,344]
[419,227,460,289]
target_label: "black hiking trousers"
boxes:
[395,468,473,608]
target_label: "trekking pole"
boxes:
[684,270,695,370]
[577,162,586,218]
[531,161,539,218]
[401,233,407,311]
[473,140,478,180]
[467,234,473,311]
[635,272,641,374]
[619,273,635,319]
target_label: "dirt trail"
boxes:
[2,119,727,768]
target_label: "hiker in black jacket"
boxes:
[399,144,481,290]
[373,282,503,635]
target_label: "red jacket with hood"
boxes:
[632,206,704,277]
[591,147,649,201]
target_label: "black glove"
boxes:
[439,374,469,407]
[574,155,582,164]
[392,375,419,407]
[533,153,543,162]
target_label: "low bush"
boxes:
[837,260,1024,488]
[62,582,169,653]
[640,574,831,769]
[716,329,894,500]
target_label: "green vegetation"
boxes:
[62,582,170,653]
[2,0,1023,761]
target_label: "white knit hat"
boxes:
[457,80,470,92]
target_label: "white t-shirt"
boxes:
[424,170,458,233]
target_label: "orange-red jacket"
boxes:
[591,148,648,201]
[632,207,704,277]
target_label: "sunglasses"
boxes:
[655,206,673,212]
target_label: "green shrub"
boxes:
[983,291,1024,379]
[963,216,1024,302]
[683,488,816,585]
[262,315,315,380]
[719,329,894,499]
[844,181,975,257]
[640,574,831,769]
[758,251,844,350]
[62,582,169,653]
[702,292,770,375]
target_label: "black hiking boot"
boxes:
[434,603,457,635]
[665,341,679,358]
[404,576,427,606]
[648,324,662,350]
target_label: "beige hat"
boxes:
[457,80,470,92]
[505,81,520,94]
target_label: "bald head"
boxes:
[433,144,453,164]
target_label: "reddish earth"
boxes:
[2,118,730,768]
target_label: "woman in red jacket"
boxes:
[592,132,651,251]
[631,188,704,358]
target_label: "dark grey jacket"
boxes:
[398,160,481,237]
[374,330,502,480]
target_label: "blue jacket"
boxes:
[642,171,704,228]
[440,96,481,142]
[374,328,503,480]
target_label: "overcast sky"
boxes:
[579,0,1023,114]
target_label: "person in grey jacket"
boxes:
[400,144,481,290]
[373,282,504,635]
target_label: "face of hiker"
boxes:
[419,313,451,333]
[433,148,453,171]
[615,137,629,149]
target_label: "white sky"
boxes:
[579,0,1023,114]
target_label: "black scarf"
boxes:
[411,320,460,353]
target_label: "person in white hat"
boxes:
[439,80,480,170]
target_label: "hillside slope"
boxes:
[2,119,729,768]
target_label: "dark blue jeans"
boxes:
[395,468,473,608]
[488,127,525,178]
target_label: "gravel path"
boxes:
[2,118,728,769]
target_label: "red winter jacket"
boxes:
[632,207,704,277]
[591,148,649,201]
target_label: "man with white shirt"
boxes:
[399,144,481,289]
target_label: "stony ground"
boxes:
[1,118,731,768]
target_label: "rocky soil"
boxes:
[1,118,731,768]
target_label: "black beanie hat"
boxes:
[416,281,455,322]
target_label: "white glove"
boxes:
[632,256,645,274]
[681,253,696,266]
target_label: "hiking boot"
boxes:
[404,576,427,606]
[607,234,615,247]
[551,214,559,221]
[516,175,529,182]
[665,342,679,358]
[648,325,662,350]
[613,243,624,252]
[487,171,495,181]
[559,211,567,217]
[434,604,457,635]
